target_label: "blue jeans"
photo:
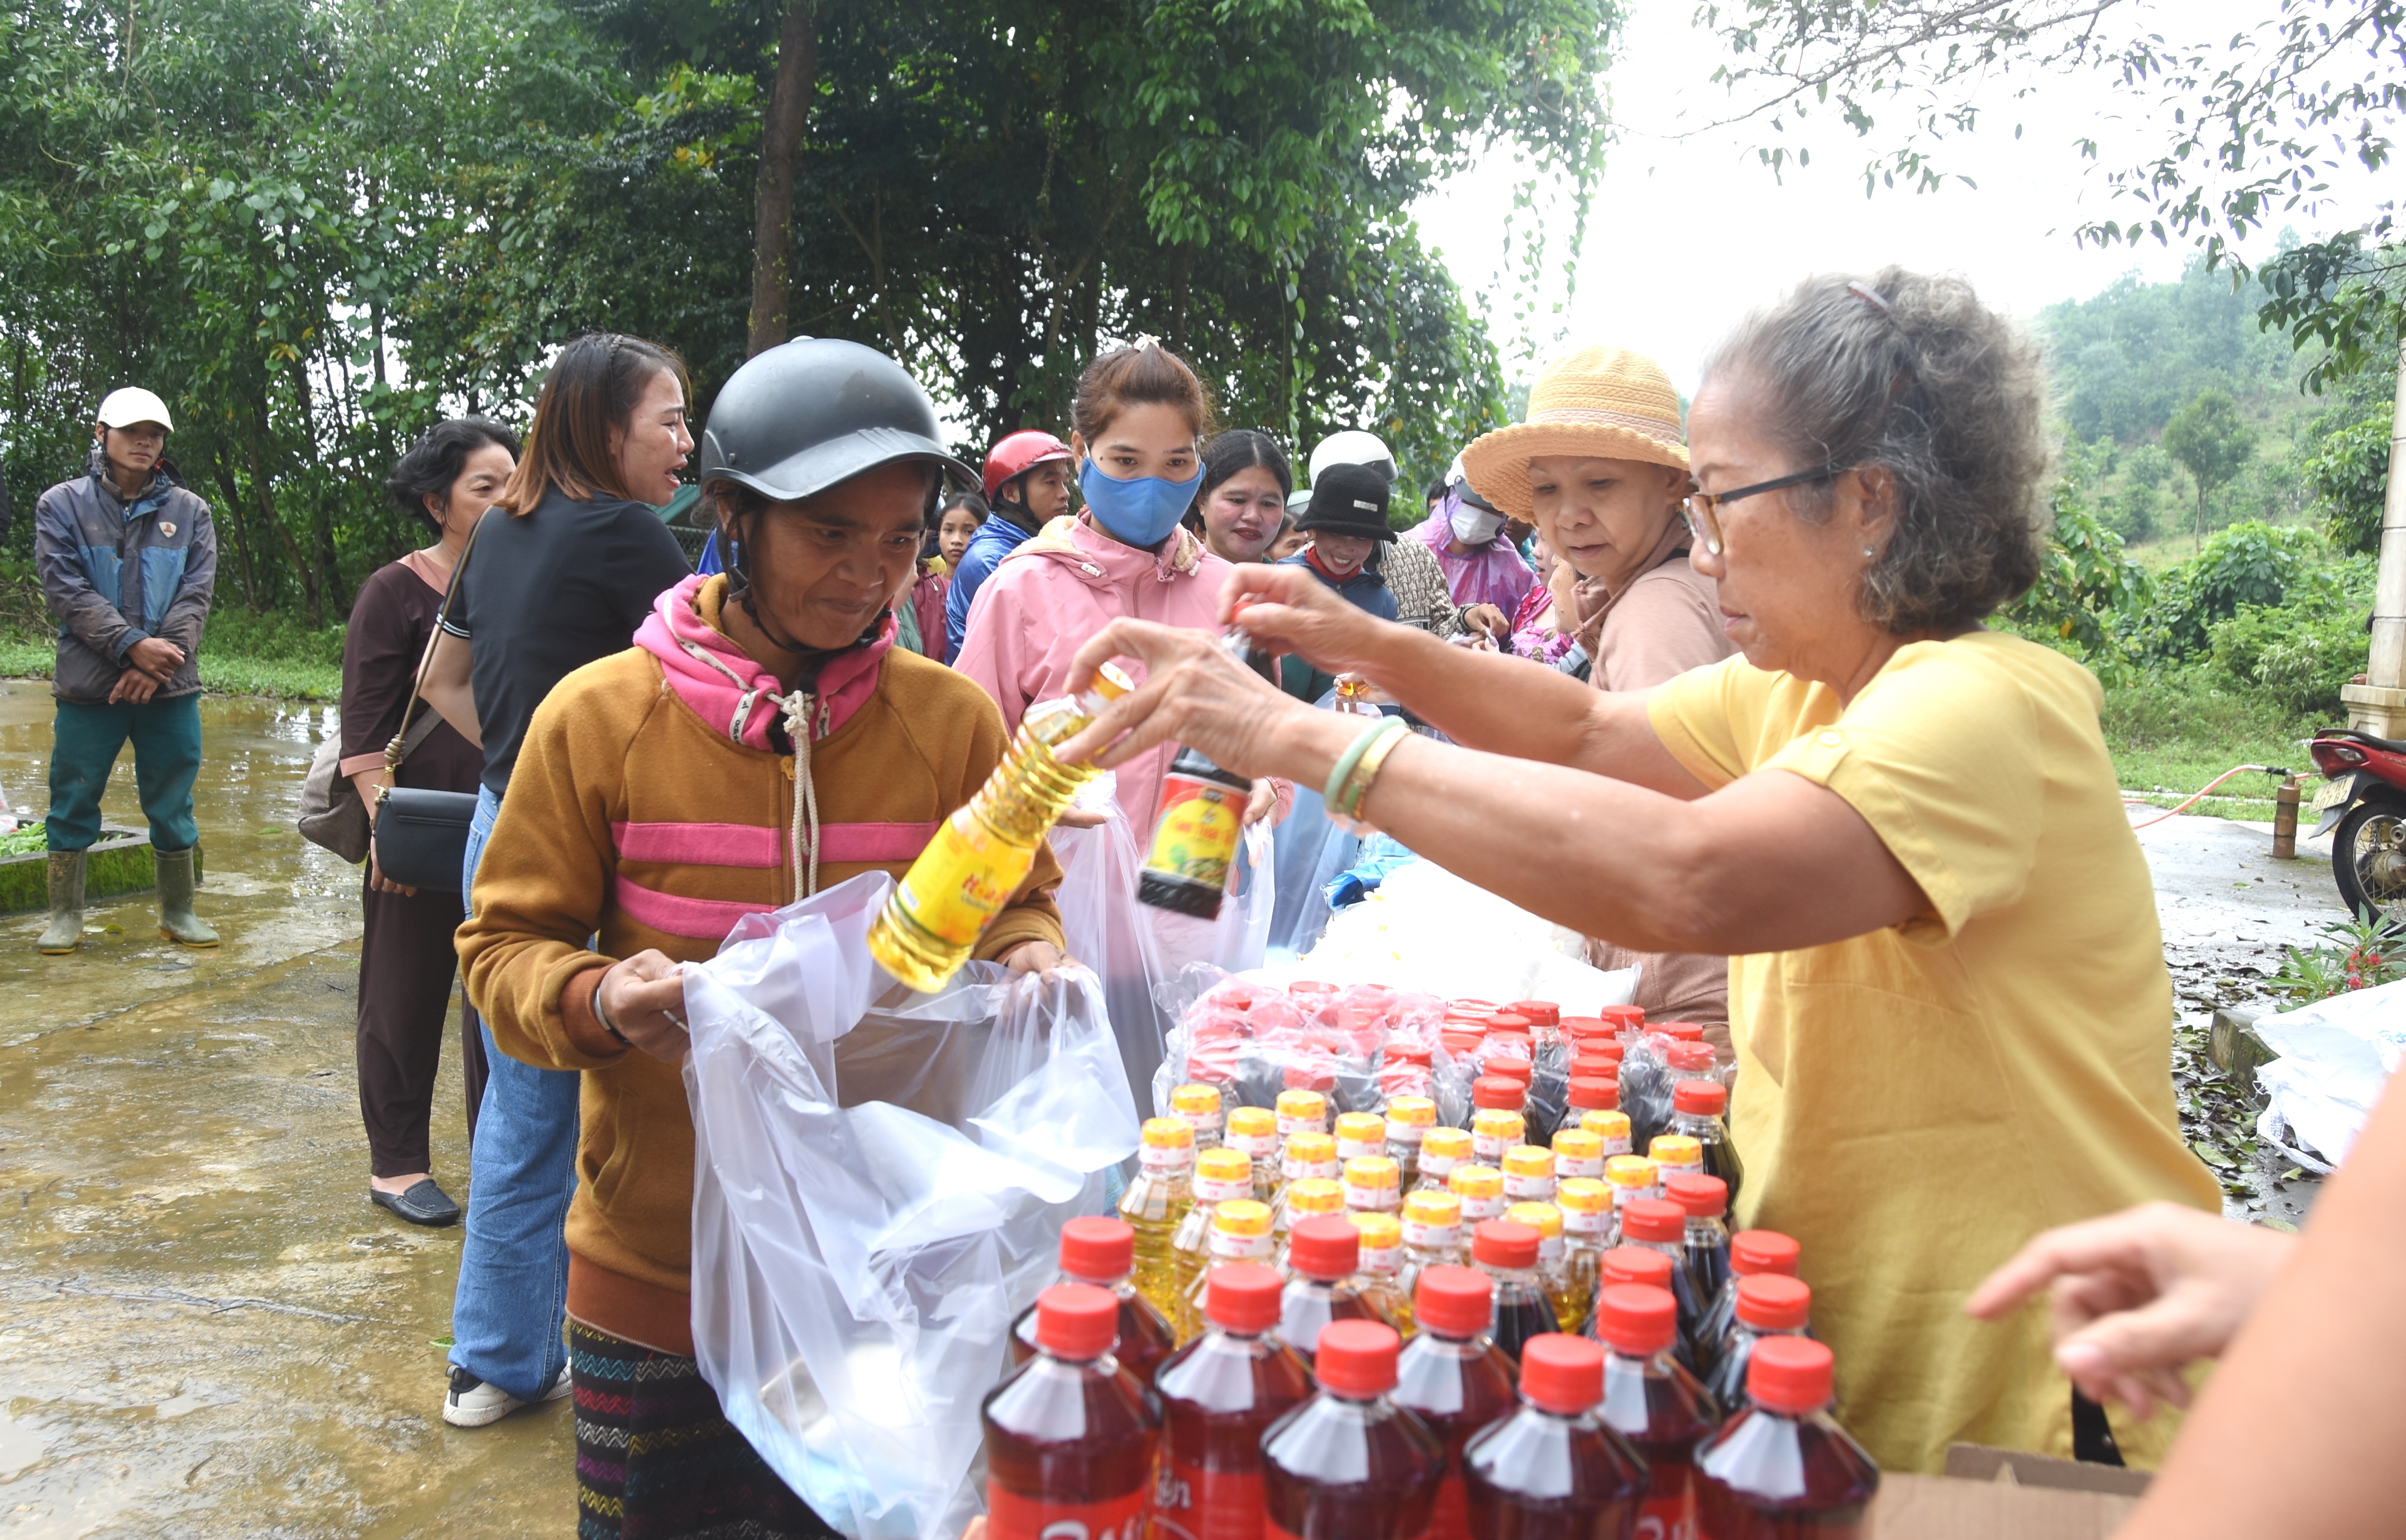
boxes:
[448,784,583,1400]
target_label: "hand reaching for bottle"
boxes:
[1964,1201,2294,1419]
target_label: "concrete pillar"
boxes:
[2341,340,2406,736]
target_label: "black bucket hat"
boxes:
[1294,462,1396,542]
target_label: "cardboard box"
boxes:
[1864,1446,2147,1538]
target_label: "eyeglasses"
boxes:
[1682,465,1846,556]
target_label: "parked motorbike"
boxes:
[2307,728,2406,922]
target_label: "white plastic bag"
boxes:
[1053,789,1277,1113]
[2251,978,2406,1170]
[683,872,1141,1540]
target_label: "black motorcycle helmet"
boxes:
[699,338,976,644]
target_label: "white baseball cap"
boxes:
[96,388,173,432]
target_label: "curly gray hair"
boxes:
[1700,267,2051,632]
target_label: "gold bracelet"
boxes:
[1333,719,1410,826]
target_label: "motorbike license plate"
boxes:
[2313,776,2354,812]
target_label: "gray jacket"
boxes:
[36,448,217,704]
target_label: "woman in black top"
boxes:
[418,334,695,1432]
[342,420,519,1226]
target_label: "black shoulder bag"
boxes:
[371,517,485,893]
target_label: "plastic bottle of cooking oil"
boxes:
[1508,1200,1583,1334]
[1557,1177,1613,1332]
[1272,1134,1340,1236]
[1226,1105,1282,1203]
[1171,1146,1261,1341]
[867,664,1134,991]
[1276,1178,1347,1271]
[1121,1116,1197,1323]
[1173,1083,1226,1151]
[1415,1126,1473,1193]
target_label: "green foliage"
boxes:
[2039,260,2308,444]
[1,0,1621,620]
[2303,403,2397,555]
[2141,521,2324,659]
[2208,600,2371,717]
[2271,911,2406,1004]
[2004,455,2153,655]
[2161,388,2257,542]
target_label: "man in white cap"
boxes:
[32,386,219,953]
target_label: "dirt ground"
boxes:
[0,681,2354,1537]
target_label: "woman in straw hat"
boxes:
[1044,267,2217,1477]
[1460,345,1736,1038]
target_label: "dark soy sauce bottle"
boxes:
[1695,1336,1879,1540]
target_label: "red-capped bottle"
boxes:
[1707,1274,1813,1413]
[1151,1264,1314,1540]
[1695,1337,1878,1539]
[1617,1197,1709,1359]
[1669,1078,1743,1206]
[1596,1283,1719,1540]
[1279,1214,1377,1370]
[1469,1218,1557,1366]
[1392,1266,1519,1540]
[983,1283,1162,1540]
[1010,1216,1177,1385]
[1665,1173,1732,1307]
[1695,1229,1801,1379]
[1463,1332,1647,1539]
[1582,1243,1676,1336]
[1262,1320,1447,1540]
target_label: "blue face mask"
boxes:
[1080,457,1203,547]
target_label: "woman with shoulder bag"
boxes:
[419,333,695,1430]
[340,419,518,1227]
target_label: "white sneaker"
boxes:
[443,1364,571,1428]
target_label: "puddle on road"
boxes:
[0,683,568,1536]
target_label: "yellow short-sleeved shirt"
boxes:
[1648,632,2218,1475]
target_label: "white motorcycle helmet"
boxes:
[1308,429,1397,488]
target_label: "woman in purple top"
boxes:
[1404,454,1535,614]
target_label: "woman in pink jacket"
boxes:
[956,339,1286,1102]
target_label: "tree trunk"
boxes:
[285,351,351,620]
[747,0,819,357]
[246,388,318,625]
[206,456,261,611]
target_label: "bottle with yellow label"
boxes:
[1396,1189,1466,1333]
[1341,1155,1402,1216]
[1136,743,1252,919]
[1383,1095,1436,1187]
[1649,1133,1706,1185]
[1271,1132,1340,1235]
[1169,1146,1259,1341]
[1448,1163,1507,1224]
[1415,1126,1472,1193]
[866,664,1133,992]
[1557,1177,1613,1330]
[1120,1116,1196,1323]
[1550,1127,1606,1182]
[1506,1200,1583,1335]
[1603,1154,1661,1246]
[1501,1144,1558,1206]
[1471,1107,1526,1166]
[1225,1105,1281,1203]
[1334,1111,1387,1164]
[1275,1178,1347,1274]
[1581,1108,1634,1157]
[1175,1197,1277,1329]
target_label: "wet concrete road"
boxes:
[0,683,566,1536]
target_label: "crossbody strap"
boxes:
[383,511,487,788]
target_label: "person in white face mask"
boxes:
[1402,452,1536,615]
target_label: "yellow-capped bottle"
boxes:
[1349,1211,1408,1327]
[1275,1088,1330,1142]
[1448,1163,1506,1224]
[1384,1094,1436,1187]
[1120,1116,1196,1322]
[1341,1155,1402,1216]
[1396,1189,1465,1332]
[1649,1133,1705,1185]
[867,664,1133,991]
[1169,1145,1258,1341]
[1172,1083,1225,1151]
[1557,1176,1612,1329]
[1176,1196,1277,1331]
[1581,1107,1634,1158]
[1551,1127,1606,1182]
[1501,1144,1558,1206]
[1415,1125,1472,1193]
[1603,1153,1660,1247]
[1272,1132,1339,1235]
[1276,1178,1345,1273]
[1507,1200,1583,1334]
[1225,1104,1281,1203]
[1334,1111,1387,1165]
[1471,1107,1525,1166]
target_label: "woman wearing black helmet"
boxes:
[458,337,1066,1537]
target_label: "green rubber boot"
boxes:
[37,851,84,954]
[155,847,218,948]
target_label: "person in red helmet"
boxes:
[944,428,1073,661]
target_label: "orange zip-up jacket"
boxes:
[460,575,1064,1355]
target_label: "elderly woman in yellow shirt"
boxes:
[1050,266,2218,1475]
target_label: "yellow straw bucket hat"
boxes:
[1459,346,1688,518]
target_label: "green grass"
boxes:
[2101,668,2320,820]
[0,605,345,700]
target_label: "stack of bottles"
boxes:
[984,1217,1879,1540]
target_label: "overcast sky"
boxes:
[1413,0,2400,393]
